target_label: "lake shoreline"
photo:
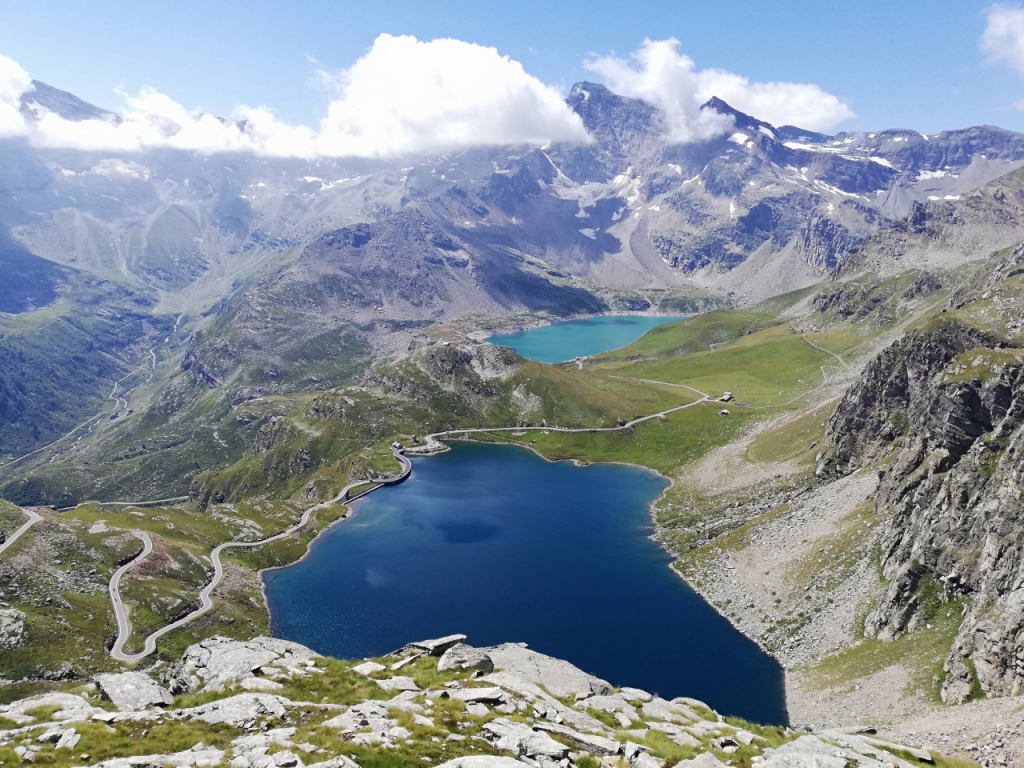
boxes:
[261,439,788,724]
[417,434,790,669]
[472,309,702,341]
[483,314,691,364]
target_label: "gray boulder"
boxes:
[95,672,173,711]
[177,693,286,727]
[0,608,26,650]
[437,643,495,673]
[305,759,360,768]
[633,754,665,768]
[165,636,319,693]
[373,676,420,692]
[480,671,610,734]
[481,643,611,698]
[676,755,727,768]
[481,718,569,759]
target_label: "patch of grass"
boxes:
[944,347,1023,383]
[800,597,966,702]
[0,719,238,768]
[593,325,832,410]
[745,402,836,468]
[478,401,761,477]
[590,309,783,364]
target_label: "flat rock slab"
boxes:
[178,693,286,727]
[642,697,698,724]
[435,757,532,768]
[620,687,653,702]
[677,754,727,768]
[534,722,620,756]
[351,662,386,676]
[77,748,226,768]
[407,634,467,656]
[481,643,611,698]
[373,676,420,692]
[305,759,360,768]
[96,672,173,711]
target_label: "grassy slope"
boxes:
[0,262,996,694]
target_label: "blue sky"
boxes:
[2,0,1024,135]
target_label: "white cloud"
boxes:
[585,39,730,142]
[30,87,285,154]
[0,54,31,138]
[695,69,855,132]
[586,38,854,139]
[8,35,589,158]
[982,4,1024,75]
[5,36,853,156]
[315,34,591,156]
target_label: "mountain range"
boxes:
[4,76,1024,495]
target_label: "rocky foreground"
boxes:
[0,634,963,768]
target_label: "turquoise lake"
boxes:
[264,442,787,725]
[487,315,686,363]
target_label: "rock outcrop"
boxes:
[437,643,495,674]
[823,319,1024,703]
[96,671,173,711]
[0,607,26,649]
[162,635,320,694]
[480,643,612,698]
[0,634,954,768]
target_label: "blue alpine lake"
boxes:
[487,315,687,363]
[264,442,787,725]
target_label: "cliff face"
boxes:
[823,320,1024,703]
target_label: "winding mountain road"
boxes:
[108,450,411,663]
[107,381,702,662]
[408,381,710,455]
[108,531,154,660]
[0,508,42,556]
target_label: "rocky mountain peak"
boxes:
[699,96,768,135]
[19,80,114,122]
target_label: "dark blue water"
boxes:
[488,316,687,363]
[264,442,787,725]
